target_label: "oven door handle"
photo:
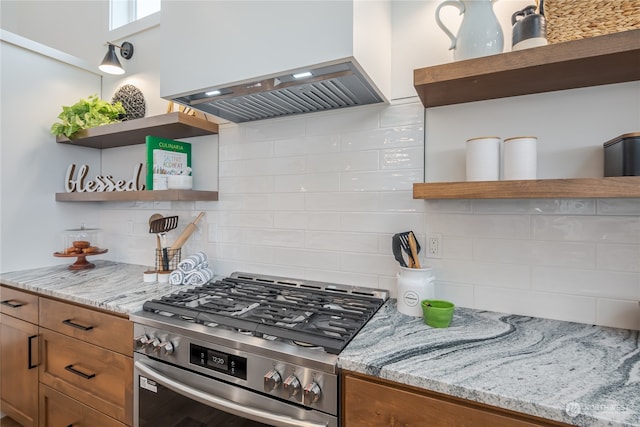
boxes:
[135,361,328,427]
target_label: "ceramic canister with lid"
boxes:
[466,136,500,181]
[503,136,538,180]
[396,267,435,317]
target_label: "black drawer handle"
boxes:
[28,334,38,369]
[1,299,24,308]
[62,319,94,331]
[64,364,95,380]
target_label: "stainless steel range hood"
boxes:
[160,0,391,124]
[171,61,384,123]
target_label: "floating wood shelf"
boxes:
[55,112,219,202]
[55,112,219,149]
[413,177,640,200]
[55,190,219,202]
[413,29,640,108]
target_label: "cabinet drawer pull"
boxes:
[1,299,24,308]
[62,319,94,331]
[27,334,38,369]
[64,364,96,380]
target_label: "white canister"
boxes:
[396,267,435,317]
[503,136,538,180]
[466,137,500,181]
[167,175,193,190]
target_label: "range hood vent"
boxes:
[172,61,384,123]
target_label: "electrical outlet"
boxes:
[426,234,442,258]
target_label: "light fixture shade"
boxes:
[99,44,125,75]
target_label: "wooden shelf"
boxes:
[413,177,640,199]
[55,112,219,149]
[413,30,640,108]
[55,190,218,202]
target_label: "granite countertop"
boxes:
[0,260,185,315]
[338,300,640,427]
[3,263,638,426]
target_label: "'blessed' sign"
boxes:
[65,163,145,192]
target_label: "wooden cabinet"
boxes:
[343,371,571,427]
[0,287,39,427]
[54,112,219,202]
[39,329,133,425]
[0,284,134,426]
[39,384,127,427]
[412,30,640,200]
[39,298,132,356]
[38,298,133,426]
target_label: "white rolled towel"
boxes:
[177,252,208,272]
[185,267,214,285]
[169,270,185,285]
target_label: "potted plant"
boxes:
[50,94,126,139]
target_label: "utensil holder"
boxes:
[396,267,435,317]
[155,248,181,272]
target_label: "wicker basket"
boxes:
[544,0,640,44]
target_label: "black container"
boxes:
[603,132,640,177]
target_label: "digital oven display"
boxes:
[190,344,247,380]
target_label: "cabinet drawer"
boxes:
[0,286,38,324]
[40,384,128,427]
[39,329,133,425]
[39,297,132,355]
[343,373,567,427]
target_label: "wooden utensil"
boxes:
[408,232,422,269]
[398,231,421,268]
[170,212,205,252]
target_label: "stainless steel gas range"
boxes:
[130,272,388,427]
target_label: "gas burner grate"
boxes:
[142,273,387,354]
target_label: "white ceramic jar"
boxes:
[396,267,435,317]
[503,136,538,180]
[466,136,500,181]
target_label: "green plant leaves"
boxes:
[50,94,126,139]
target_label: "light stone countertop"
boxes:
[338,300,640,427]
[3,263,638,426]
[0,260,189,315]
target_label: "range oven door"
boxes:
[134,353,336,427]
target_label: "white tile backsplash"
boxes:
[101,101,639,331]
[596,243,640,273]
[474,287,597,324]
[532,215,640,243]
[532,266,639,299]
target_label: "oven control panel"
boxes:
[132,323,338,416]
[190,344,247,380]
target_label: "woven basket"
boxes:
[544,0,640,44]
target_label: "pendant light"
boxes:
[99,41,134,75]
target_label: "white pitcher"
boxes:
[436,0,504,61]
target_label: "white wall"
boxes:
[0,33,103,271]
[1,1,638,330]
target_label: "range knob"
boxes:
[263,369,282,391]
[133,334,150,351]
[283,374,301,396]
[146,337,160,354]
[304,382,322,404]
[154,341,174,356]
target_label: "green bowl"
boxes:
[421,299,455,328]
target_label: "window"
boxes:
[110,0,161,31]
